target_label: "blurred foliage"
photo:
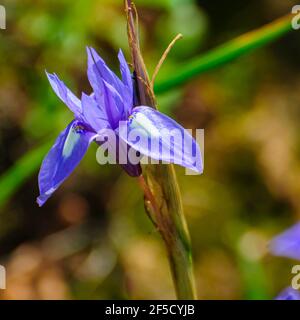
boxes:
[0,0,300,299]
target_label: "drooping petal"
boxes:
[118,106,203,173]
[275,287,300,300]
[81,93,110,132]
[46,72,82,116]
[37,120,95,206]
[270,223,300,260]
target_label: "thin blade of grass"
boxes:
[0,142,51,207]
[154,14,293,94]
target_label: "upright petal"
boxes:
[86,50,123,125]
[81,93,110,132]
[87,47,124,95]
[118,49,133,92]
[87,47,132,118]
[118,49,133,116]
[37,120,95,206]
[118,106,203,173]
[102,80,123,129]
[46,72,82,116]
[270,223,300,260]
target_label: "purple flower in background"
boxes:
[37,48,203,206]
[269,223,300,300]
[270,223,300,260]
[275,287,300,300]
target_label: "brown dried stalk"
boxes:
[125,0,197,299]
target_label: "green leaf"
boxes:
[154,14,293,94]
[0,141,51,208]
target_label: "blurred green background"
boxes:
[0,0,299,299]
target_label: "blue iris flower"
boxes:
[37,48,203,206]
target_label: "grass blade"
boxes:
[155,14,293,94]
[0,142,51,207]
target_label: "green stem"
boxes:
[154,14,293,94]
[126,0,196,299]
[142,164,196,299]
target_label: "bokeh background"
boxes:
[0,0,300,299]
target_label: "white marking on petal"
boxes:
[131,112,160,138]
[62,128,81,158]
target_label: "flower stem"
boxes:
[141,165,197,299]
[125,0,197,299]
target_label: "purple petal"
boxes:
[118,49,133,93]
[86,51,122,126]
[275,287,300,300]
[87,47,124,96]
[118,49,133,116]
[118,106,203,173]
[81,93,110,132]
[86,47,132,118]
[104,80,126,121]
[270,223,300,260]
[37,120,95,206]
[46,72,82,116]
